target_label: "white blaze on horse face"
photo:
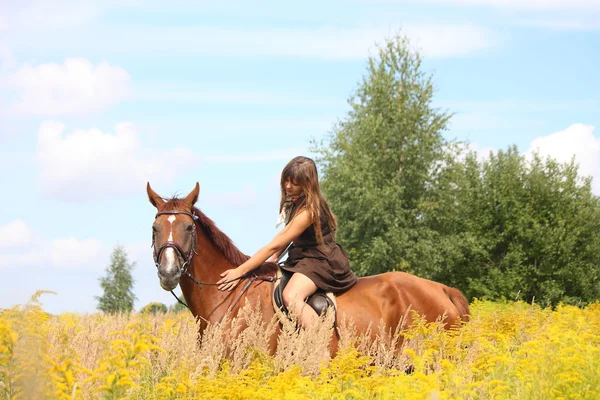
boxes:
[167,215,176,240]
[164,215,177,275]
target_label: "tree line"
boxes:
[311,33,600,307]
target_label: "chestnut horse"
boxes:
[147,182,469,355]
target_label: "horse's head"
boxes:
[147,182,200,291]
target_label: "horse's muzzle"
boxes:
[157,268,181,291]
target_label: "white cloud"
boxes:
[0,219,107,269]
[35,121,197,202]
[6,58,131,116]
[34,120,319,202]
[526,123,600,193]
[0,219,156,272]
[0,220,33,249]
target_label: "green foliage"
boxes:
[429,146,600,307]
[312,31,600,307]
[96,246,137,314]
[314,32,450,275]
[140,302,168,314]
[312,32,454,278]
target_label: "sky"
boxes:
[1,0,599,314]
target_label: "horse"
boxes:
[147,182,470,356]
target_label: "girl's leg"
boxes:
[282,273,319,328]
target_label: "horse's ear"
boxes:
[183,182,200,207]
[147,182,165,209]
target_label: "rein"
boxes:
[152,209,278,317]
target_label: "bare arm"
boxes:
[267,248,283,263]
[217,209,311,291]
[267,223,294,262]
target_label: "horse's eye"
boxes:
[152,226,158,232]
[186,225,194,232]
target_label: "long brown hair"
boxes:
[279,156,337,245]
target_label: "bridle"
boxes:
[152,210,198,276]
[151,209,278,314]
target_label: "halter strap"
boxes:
[155,210,199,220]
[153,210,198,275]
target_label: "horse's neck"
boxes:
[181,234,238,324]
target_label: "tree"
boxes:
[140,302,168,314]
[428,146,600,306]
[311,31,600,307]
[312,32,455,278]
[96,245,137,314]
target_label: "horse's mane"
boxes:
[193,207,251,266]
[161,198,251,266]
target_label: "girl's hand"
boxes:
[217,268,245,291]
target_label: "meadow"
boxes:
[1,291,599,399]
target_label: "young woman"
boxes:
[216,156,358,328]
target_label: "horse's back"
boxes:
[335,270,469,331]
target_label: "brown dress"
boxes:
[279,203,358,293]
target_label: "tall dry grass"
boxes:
[1,290,599,399]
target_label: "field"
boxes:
[1,291,599,399]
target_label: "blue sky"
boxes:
[1,0,599,314]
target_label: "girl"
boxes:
[217,156,358,328]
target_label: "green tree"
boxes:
[96,246,137,314]
[312,32,455,278]
[311,31,600,307]
[140,302,168,314]
[429,146,600,306]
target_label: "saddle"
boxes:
[271,267,337,325]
